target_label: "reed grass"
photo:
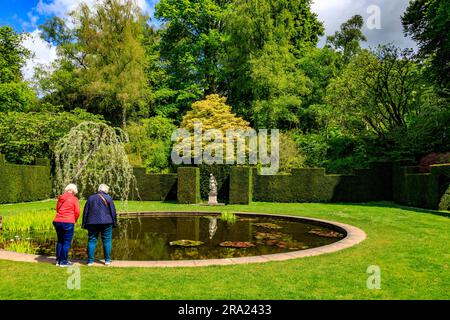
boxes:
[219,211,237,224]
[3,238,38,254]
[2,210,81,233]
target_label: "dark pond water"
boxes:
[2,214,345,261]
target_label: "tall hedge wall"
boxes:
[177,167,201,204]
[0,154,52,203]
[132,168,177,201]
[252,162,393,203]
[393,163,450,210]
[229,166,252,204]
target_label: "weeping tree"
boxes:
[54,121,137,201]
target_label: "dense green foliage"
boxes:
[402,0,450,91]
[126,116,176,173]
[155,0,230,115]
[0,156,52,203]
[38,0,149,126]
[0,0,448,180]
[0,109,104,164]
[0,26,36,112]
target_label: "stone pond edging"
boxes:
[0,212,366,268]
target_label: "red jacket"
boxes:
[54,192,80,224]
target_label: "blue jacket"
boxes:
[82,192,117,228]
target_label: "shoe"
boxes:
[55,262,60,266]
[104,260,111,266]
[87,262,94,266]
[59,261,74,267]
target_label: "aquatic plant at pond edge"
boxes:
[2,210,62,232]
[4,238,38,254]
[169,240,204,247]
[219,212,237,225]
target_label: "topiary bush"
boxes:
[132,168,177,201]
[177,167,200,204]
[229,166,252,204]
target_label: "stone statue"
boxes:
[208,217,218,240]
[208,173,218,205]
[209,173,218,196]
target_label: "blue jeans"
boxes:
[87,224,113,263]
[53,221,75,264]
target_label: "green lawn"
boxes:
[0,200,449,300]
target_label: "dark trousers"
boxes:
[87,224,113,263]
[53,221,75,264]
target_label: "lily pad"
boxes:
[238,218,258,222]
[169,240,204,247]
[252,223,283,230]
[254,232,284,240]
[219,241,256,248]
[308,229,344,238]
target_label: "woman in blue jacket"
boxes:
[82,184,117,266]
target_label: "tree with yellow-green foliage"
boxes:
[175,94,252,163]
[181,94,250,132]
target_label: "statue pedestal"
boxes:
[208,195,218,205]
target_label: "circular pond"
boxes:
[1,213,349,261]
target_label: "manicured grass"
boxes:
[0,200,449,300]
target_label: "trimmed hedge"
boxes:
[132,168,177,201]
[0,155,52,203]
[253,162,393,203]
[393,163,450,210]
[229,167,252,204]
[177,167,201,204]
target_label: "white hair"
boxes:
[98,184,110,194]
[64,183,78,195]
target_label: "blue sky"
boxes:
[0,0,42,32]
[0,0,157,32]
[0,0,416,80]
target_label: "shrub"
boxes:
[126,116,176,173]
[0,109,104,164]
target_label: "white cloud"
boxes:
[21,30,58,81]
[311,0,416,49]
[23,1,154,80]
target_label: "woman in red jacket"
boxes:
[53,183,80,267]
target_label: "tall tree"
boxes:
[0,26,36,112]
[155,0,231,119]
[402,0,450,92]
[39,0,150,126]
[224,0,324,122]
[326,15,367,64]
[326,45,429,137]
